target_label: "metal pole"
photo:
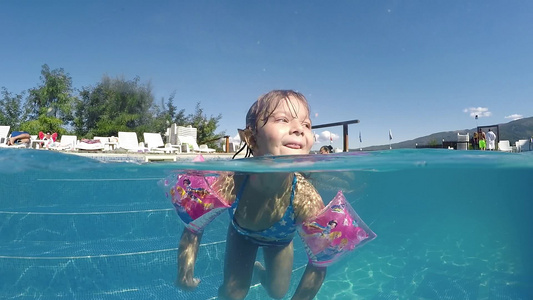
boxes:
[343,124,349,152]
[224,136,230,153]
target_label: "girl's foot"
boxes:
[252,261,265,286]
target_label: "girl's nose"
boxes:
[290,119,304,135]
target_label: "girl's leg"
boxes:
[291,263,327,300]
[218,225,259,300]
[260,241,294,299]
[176,229,202,290]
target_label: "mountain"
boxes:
[360,116,533,151]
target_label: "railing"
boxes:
[221,119,360,153]
[312,119,360,152]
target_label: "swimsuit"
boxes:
[229,174,297,246]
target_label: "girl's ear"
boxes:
[240,128,256,150]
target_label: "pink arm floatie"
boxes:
[161,156,230,233]
[298,190,376,266]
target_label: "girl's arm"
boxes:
[176,229,202,290]
[175,173,236,290]
[293,173,325,222]
[292,173,328,299]
[291,264,327,300]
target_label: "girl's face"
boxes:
[253,96,314,156]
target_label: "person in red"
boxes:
[39,131,57,148]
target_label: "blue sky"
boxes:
[1,1,532,150]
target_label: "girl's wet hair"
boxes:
[233,90,311,159]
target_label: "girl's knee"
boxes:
[264,278,290,299]
[262,268,291,299]
[266,288,288,300]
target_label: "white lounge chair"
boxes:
[118,132,148,152]
[0,126,10,145]
[50,135,78,151]
[143,132,181,153]
[76,138,105,151]
[198,144,216,153]
[178,135,215,153]
[94,137,120,151]
[516,139,530,152]
[497,140,513,152]
[457,133,469,150]
[0,129,32,148]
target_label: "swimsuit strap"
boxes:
[289,173,297,206]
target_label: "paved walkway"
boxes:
[66,151,244,163]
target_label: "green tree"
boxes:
[75,75,156,138]
[167,92,187,126]
[0,87,28,130]
[186,102,224,148]
[428,139,439,146]
[20,115,66,136]
[27,64,78,126]
[150,91,186,136]
[166,91,177,121]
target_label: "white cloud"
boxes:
[504,114,523,120]
[314,130,339,143]
[464,107,491,118]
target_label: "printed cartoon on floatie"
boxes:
[298,190,376,266]
[162,161,231,234]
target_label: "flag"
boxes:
[389,129,393,140]
[359,131,362,143]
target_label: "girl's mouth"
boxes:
[285,143,302,149]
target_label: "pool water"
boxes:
[0,149,532,299]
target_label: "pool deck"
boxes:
[65,150,244,163]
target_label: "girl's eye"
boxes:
[303,122,311,129]
[276,118,289,123]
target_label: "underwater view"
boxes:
[0,149,532,299]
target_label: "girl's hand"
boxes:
[175,277,200,291]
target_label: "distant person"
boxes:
[478,130,486,150]
[486,129,496,151]
[7,131,31,147]
[472,132,479,150]
[39,131,58,148]
[319,145,333,154]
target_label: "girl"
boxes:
[176,90,326,300]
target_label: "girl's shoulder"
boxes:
[294,173,316,192]
[212,173,237,204]
[294,172,324,222]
